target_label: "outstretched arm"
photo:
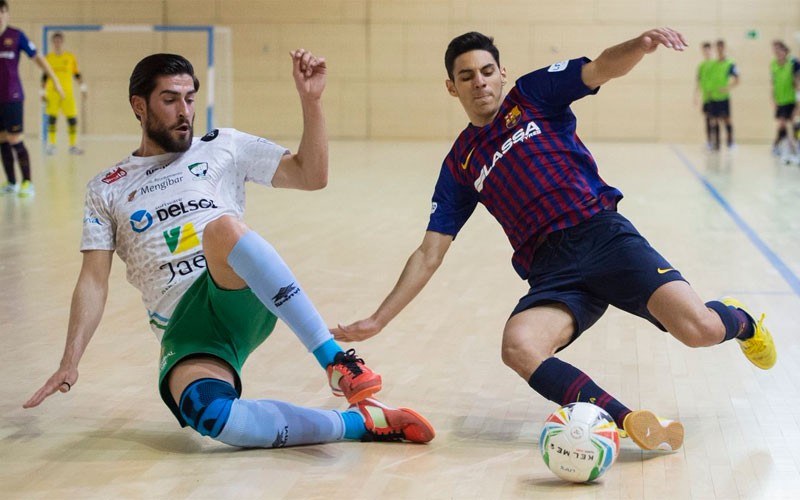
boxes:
[272,48,329,191]
[582,27,688,89]
[333,231,453,342]
[23,250,113,408]
[33,54,65,99]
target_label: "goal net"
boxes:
[40,24,232,141]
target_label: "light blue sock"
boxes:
[340,408,367,440]
[313,338,343,368]
[227,231,331,354]
[215,399,345,448]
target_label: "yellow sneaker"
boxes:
[622,410,684,451]
[18,180,35,197]
[721,297,776,370]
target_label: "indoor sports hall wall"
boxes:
[11,0,799,143]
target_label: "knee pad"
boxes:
[67,117,78,127]
[48,115,57,126]
[179,378,237,438]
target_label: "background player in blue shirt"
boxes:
[0,0,63,196]
[334,27,777,452]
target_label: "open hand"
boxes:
[332,317,384,342]
[23,367,77,409]
[639,27,688,54]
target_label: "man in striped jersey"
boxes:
[334,28,776,452]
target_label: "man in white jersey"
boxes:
[24,51,435,447]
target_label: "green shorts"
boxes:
[158,271,278,425]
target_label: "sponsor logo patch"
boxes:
[130,209,154,233]
[272,283,300,307]
[102,167,127,184]
[163,222,201,254]
[187,162,209,179]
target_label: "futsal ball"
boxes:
[539,402,620,483]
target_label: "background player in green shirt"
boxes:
[770,40,800,163]
[707,39,739,150]
[695,41,715,150]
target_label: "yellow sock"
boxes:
[47,123,57,146]
[68,122,78,147]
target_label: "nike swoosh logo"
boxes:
[657,268,675,274]
[460,147,475,170]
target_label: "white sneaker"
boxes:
[68,146,84,155]
[0,182,19,194]
[45,144,57,156]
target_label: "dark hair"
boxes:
[128,53,200,101]
[773,40,789,53]
[445,32,500,80]
[716,39,725,48]
[0,1,8,11]
[701,41,711,49]
[51,31,64,40]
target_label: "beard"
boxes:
[144,111,194,153]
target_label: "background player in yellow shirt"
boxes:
[41,31,86,155]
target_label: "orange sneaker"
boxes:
[327,349,382,403]
[353,398,435,443]
[622,410,684,451]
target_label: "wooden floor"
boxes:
[2,137,799,499]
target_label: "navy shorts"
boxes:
[708,100,730,118]
[0,102,24,133]
[775,103,796,120]
[511,210,686,347]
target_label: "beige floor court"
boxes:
[1,138,799,499]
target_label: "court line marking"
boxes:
[670,145,800,298]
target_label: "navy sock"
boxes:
[1,142,14,184]
[11,142,30,181]
[712,123,720,149]
[775,127,787,146]
[706,300,754,341]
[528,357,631,429]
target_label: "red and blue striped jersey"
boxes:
[0,26,37,103]
[427,57,623,279]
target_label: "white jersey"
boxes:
[81,128,287,338]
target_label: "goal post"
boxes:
[40,24,232,143]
